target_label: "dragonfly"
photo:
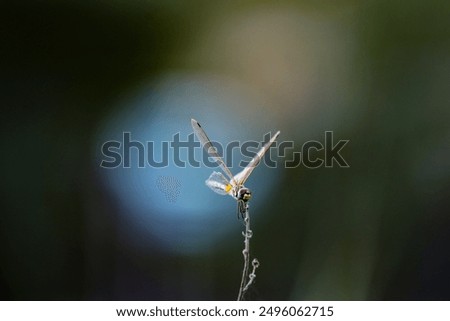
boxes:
[191,118,280,219]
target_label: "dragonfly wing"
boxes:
[234,130,280,185]
[205,171,233,195]
[191,119,237,185]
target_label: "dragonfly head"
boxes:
[237,187,252,202]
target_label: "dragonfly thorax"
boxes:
[236,187,252,202]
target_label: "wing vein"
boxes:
[191,119,237,185]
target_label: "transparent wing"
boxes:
[233,130,280,185]
[205,171,233,195]
[191,118,237,185]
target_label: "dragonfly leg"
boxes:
[237,200,247,220]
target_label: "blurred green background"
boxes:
[1,0,449,300]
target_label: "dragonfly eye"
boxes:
[237,188,252,202]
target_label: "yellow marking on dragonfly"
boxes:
[225,184,232,193]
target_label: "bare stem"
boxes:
[237,203,259,301]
